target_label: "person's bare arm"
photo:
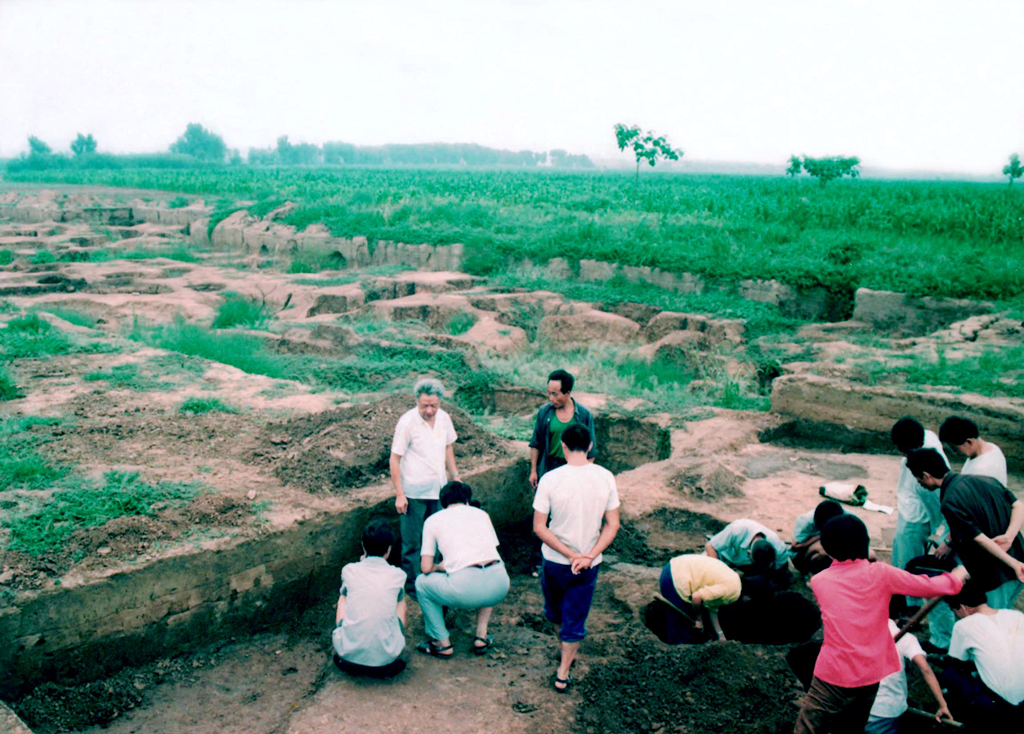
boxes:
[445,444,459,481]
[421,555,446,575]
[396,597,407,626]
[992,500,1024,552]
[705,542,719,559]
[335,595,347,626]
[708,609,726,641]
[534,510,580,564]
[389,452,407,514]
[912,654,952,722]
[974,533,1024,582]
[529,448,540,488]
[572,508,621,573]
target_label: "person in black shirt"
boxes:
[907,448,1024,610]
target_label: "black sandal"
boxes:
[472,635,494,655]
[553,674,571,693]
[416,640,454,659]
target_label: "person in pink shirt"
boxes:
[794,515,968,734]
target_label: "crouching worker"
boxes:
[415,481,510,658]
[793,515,967,734]
[332,519,408,678]
[791,501,846,575]
[939,583,1024,729]
[659,554,742,642]
[706,518,792,585]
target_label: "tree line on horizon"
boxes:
[6,124,595,172]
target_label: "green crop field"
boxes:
[6,167,1024,302]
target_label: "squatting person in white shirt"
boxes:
[390,378,460,595]
[414,481,510,658]
[940,583,1024,727]
[533,423,620,694]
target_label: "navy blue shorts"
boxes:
[659,562,691,612]
[541,560,599,643]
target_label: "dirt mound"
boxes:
[576,637,801,734]
[669,462,743,500]
[258,396,509,493]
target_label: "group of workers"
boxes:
[328,370,1024,731]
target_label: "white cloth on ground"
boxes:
[533,463,620,566]
[420,504,501,575]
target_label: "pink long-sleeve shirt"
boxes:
[810,559,963,688]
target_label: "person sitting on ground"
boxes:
[658,553,742,642]
[864,619,951,734]
[793,515,967,734]
[907,448,1024,610]
[414,481,510,658]
[332,519,408,678]
[939,583,1024,728]
[792,501,846,575]
[705,518,791,581]
[939,416,1008,487]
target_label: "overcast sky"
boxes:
[1,0,1022,174]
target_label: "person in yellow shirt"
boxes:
[659,554,742,641]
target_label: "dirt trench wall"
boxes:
[771,374,1024,467]
[0,459,530,698]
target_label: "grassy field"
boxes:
[6,167,1024,301]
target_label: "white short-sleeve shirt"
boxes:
[532,463,620,566]
[962,444,1008,487]
[949,609,1024,706]
[421,504,501,574]
[870,619,925,719]
[332,556,407,667]
[391,407,457,500]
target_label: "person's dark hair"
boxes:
[939,416,979,446]
[820,515,869,562]
[561,423,590,453]
[905,448,950,480]
[751,539,777,570]
[548,369,574,395]
[806,553,833,575]
[741,574,774,602]
[813,500,844,531]
[945,582,987,610]
[362,519,394,557]
[891,417,925,454]
[440,481,473,508]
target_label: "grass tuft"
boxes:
[179,396,238,414]
[212,292,272,329]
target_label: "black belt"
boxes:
[471,560,501,569]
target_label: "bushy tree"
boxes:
[786,155,803,178]
[70,133,98,156]
[614,123,683,203]
[169,123,227,161]
[27,136,52,156]
[799,155,860,185]
[1003,153,1023,185]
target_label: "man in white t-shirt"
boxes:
[533,423,620,694]
[941,583,1024,727]
[389,378,460,594]
[864,620,951,734]
[940,416,1009,487]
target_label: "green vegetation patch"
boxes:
[447,312,476,336]
[862,346,1024,399]
[179,396,238,414]
[0,251,13,266]
[0,313,74,359]
[5,471,203,556]
[212,292,272,329]
[0,365,22,401]
[167,196,190,209]
[0,416,68,490]
[83,362,174,391]
[30,250,56,265]
[37,306,98,328]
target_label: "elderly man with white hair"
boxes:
[390,378,461,595]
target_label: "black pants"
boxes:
[333,653,406,679]
[939,666,1022,732]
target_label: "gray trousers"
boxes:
[400,498,441,589]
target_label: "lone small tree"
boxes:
[614,123,683,204]
[800,155,860,185]
[786,155,803,178]
[27,136,52,156]
[70,133,97,156]
[170,123,227,161]
[1003,153,1023,185]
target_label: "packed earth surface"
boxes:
[0,187,1021,733]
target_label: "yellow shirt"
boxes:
[669,554,742,609]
